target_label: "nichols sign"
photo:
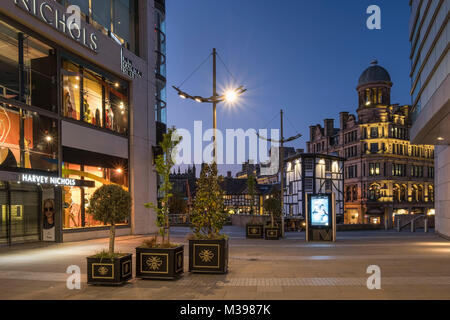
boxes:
[20,173,95,187]
[21,174,76,186]
[14,0,99,52]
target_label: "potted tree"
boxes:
[189,163,229,274]
[137,128,184,280]
[263,191,282,240]
[86,184,132,285]
[245,172,263,239]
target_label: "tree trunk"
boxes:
[109,222,116,255]
[166,214,170,245]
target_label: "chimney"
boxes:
[340,112,349,130]
[309,125,316,141]
[324,119,334,137]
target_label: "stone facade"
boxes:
[307,61,435,226]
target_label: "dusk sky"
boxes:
[165,0,411,175]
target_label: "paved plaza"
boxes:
[0,227,449,300]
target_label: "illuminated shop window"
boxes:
[61,59,129,135]
[62,162,128,230]
[0,104,58,172]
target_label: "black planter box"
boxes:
[87,253,132,286]
[189,238,228,274]
[264,226,281,240]
[135,245,184,280]
[246,224,264,239]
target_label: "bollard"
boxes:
[424,218,428,233]
[397,219,400,232]
[411,219,415,232]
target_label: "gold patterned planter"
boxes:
[246,224,264,239]
[189,238,228,274]
[87,253,132,286]
[135,245,184,280]
[264,226,281,240]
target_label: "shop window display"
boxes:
[62,61,81,120]
[62,163,128,230]
[83,71,103,126]
[61,59,129,135]
[0,104,57,171]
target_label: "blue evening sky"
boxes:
[165,0,411,175]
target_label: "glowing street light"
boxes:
[173,48,247,164]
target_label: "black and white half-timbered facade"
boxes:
[284,154,345,221]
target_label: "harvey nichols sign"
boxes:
[21,174,76,186]
[14,0,99,52]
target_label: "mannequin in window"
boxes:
[64,90,77,119]
[105,106,114,130]
[95,108,100,126]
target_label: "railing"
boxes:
[396,215,430,233]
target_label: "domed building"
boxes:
[306,61,435,226]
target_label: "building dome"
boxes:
[358,60,391,87]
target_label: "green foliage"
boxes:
[263,190,281,227]
[169,192,187,215]
[89,184,131,225]
[190,163,227,239]
[144,127,182,246]
[88,184,131,255]
[91,249,126,260]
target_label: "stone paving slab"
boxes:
[0,227,449,299]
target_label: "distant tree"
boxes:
[263,190,281,227]
[169,192,187,215]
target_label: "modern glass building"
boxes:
[0,0,160,245]
[409,0,449,238]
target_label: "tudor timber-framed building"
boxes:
[284,153,345,221]
[307,61,435,226]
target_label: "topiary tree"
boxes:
[88,184,131,255]
[263,190,281,227]
[191,163,227,239]
[145,127,182,246]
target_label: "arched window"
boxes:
[418,185,424,202]
[352,185,358,201]
[411,185,418,202]
[393,184,400,202]
[400,184,407,202]
[428,185,434,202]
[369,183,381,200]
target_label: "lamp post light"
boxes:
[173,48,247,164]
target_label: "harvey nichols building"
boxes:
[0,0,166,245]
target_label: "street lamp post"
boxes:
[173,48,247,164]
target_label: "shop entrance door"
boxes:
[0,182,41,245]
[9,186,40,244]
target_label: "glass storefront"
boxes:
[0,15,131,244]
[57,0,140,55]
[0,182,54,245]
[61,58,129,135]
[62,162,128,230]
